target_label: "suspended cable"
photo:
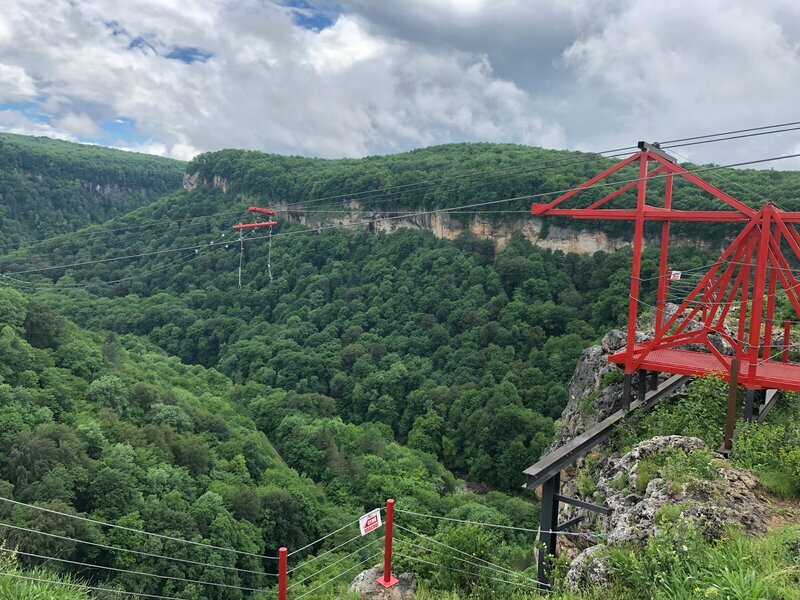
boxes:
[0,522,275,578]
[658,120,800,145]
[4,149,800,282]
[393,552,552,594]
[395,524,564,579]
[0,571,186,600]
[0,546,270,594]
[662,125,800,150]
[394,535,543,584]
[3,118,799,259]
[286,532,365,574]
[395,508,601,536]
[292,551,383,600]
[288,516,362,558]
[0,497,279,561]
[287,537,382,590]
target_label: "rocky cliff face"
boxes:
[552,330,771,591]
[182,175,630,254]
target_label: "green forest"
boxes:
[0,133,184,247]
[0,136,799,598]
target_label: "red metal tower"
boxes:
[532,142,800,414]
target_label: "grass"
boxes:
[634,447,718,493]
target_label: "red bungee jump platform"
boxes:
[608,347,800,392]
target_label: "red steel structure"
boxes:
[232,206,278,230]
[531,142,800,412]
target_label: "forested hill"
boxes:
[186,143,800,241]
[0,133,184,246]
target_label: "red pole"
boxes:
[655,174,673,337]
[376,499,399,588]
[278,547,287,600]
[784,320,791,362]
[625,152,649,374]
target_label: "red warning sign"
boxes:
[359,508,382,536]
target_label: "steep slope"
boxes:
[0,287,546,598]
[0,133,184,246]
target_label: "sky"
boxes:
[1,0,800,166]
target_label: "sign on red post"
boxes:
[359,509,382,536]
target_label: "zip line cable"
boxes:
[280,148,636,209]
[0,497,279,561]
[292,551,383,600]
[3,117,798,256]
[0,571,186,600]
[4,149,800,285]
[657,119,800,145]
[0,119,796,266]
[0,233,229,290]
[0,522,275,578]
[286,118,800,211]
[662,125,800,150]
[286,123,800,212]
[0,546,271,594]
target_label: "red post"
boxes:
[376,499,399,588]
[278,547,287,600]
[655,175,673,337]
[784,320,791,362]
[625,152,649,374]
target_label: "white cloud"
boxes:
[0,63,36,102]
[54,112,101,138]
[0,0,798,165]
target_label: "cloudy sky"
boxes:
[2,0,800,165]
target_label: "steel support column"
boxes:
[536,472,560,586]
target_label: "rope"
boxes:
[0,497,279,561]
[287,537,382,590]
[292,551,383,599]
[0,546,270,594]
[267,224,273,282]
[238,229,244,289]
[0,522,275,577]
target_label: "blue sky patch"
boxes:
[166,46,213,64]
[0,101,50,123]
[284,0,339,32]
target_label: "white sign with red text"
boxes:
[670,270,682,281]
[359,508,382,536]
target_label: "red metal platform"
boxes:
[608,347,800,392]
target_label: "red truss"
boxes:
[531,142,800,392]
[232,205,278,230]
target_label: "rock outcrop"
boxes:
[548,325,771,592]
[564,435,770,590]
[349,567,416,599]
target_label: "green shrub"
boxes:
[635,447,717,494]
[602,369,625,388]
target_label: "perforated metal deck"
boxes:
[608,348,800,391]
